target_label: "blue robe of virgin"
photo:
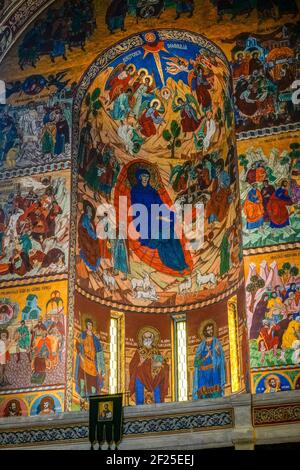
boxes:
[130,170,188,273]
[192,337,226,400]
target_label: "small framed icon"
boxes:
[98,401,113,422]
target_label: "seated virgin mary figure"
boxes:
[115,160,193,276]
[130,168,189,274]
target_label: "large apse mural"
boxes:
[74,29,244,311]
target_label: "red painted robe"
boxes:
[257,324,280,351]
[129,348,169,402]
[267,189,293,227]
[138,108,160,137]
[109,72,131,102]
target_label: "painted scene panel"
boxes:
[0,280,68,393]
[0,169,70,282]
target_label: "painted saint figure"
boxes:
[172,95,200,134]
[206,160,231,224]
[37,396,56,415]
[78,201,101,272]
[31,329,52,384]
[3,399,23,417]
[110,88,133,122]
[129,327,169,405]
[132,76,155,118]
[75,318,105,398]
[193,320,226,400]
[267,180,293,230]
[243,183,264,230]
[15,320,30,363]
[105,0,128,34]
[138,101,164,137]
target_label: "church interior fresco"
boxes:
[0,0,299,418]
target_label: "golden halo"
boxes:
[137,326,160,348]
[143,75,154,86]
[264,374,280,390]
[160,86,171,99]
[198,319,218,340]
[234,51,245,61]
[251,50,260,58]
[138,68,148,77]
[176,96,184,105]
[150,98,161,110]
[126,63,136,75]
[279,178,289,186]
[127,160,162,191]
[79,312,98,333]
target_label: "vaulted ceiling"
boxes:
[0,0,56,63]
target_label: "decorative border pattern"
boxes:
[0,409,233,447]
[0,425,88,447]
[0,384,65,395]
[0,273,68,289]
[253,404,300,427]
[75,279,244,314]
[123,409,233,436]
[0,161,71,181]
[237,123,300,142]
[0,0,56,62]
[243,242,300,257]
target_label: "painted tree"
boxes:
[163,120,182,159]
[246,275,265,312]
[85,87,102,120]
[278,263,299,285]
[280,143,300,180]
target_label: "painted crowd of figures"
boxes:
[0,177,69,280]
[0,101,71,171]
[0,292,65,389]
[214,0,299,21]
[105,0,195,33]
[105,0,299,34]
[244,176,295,234]
[74,319,225,406]
[229,24,300,135]
[99,50,230,157]
[18,0,96,69]
[239,144,300,247]
[247,261,300,368]
[77,34,239,305]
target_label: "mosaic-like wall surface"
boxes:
[0,0,299,416]
[74,29,243,311]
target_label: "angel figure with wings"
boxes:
[172,90,201,134]
[164,56,189,76]
[105,63,136,104]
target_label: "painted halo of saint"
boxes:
[198,319,218,340]
[137,325,160,348]
[264,374,281,393]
